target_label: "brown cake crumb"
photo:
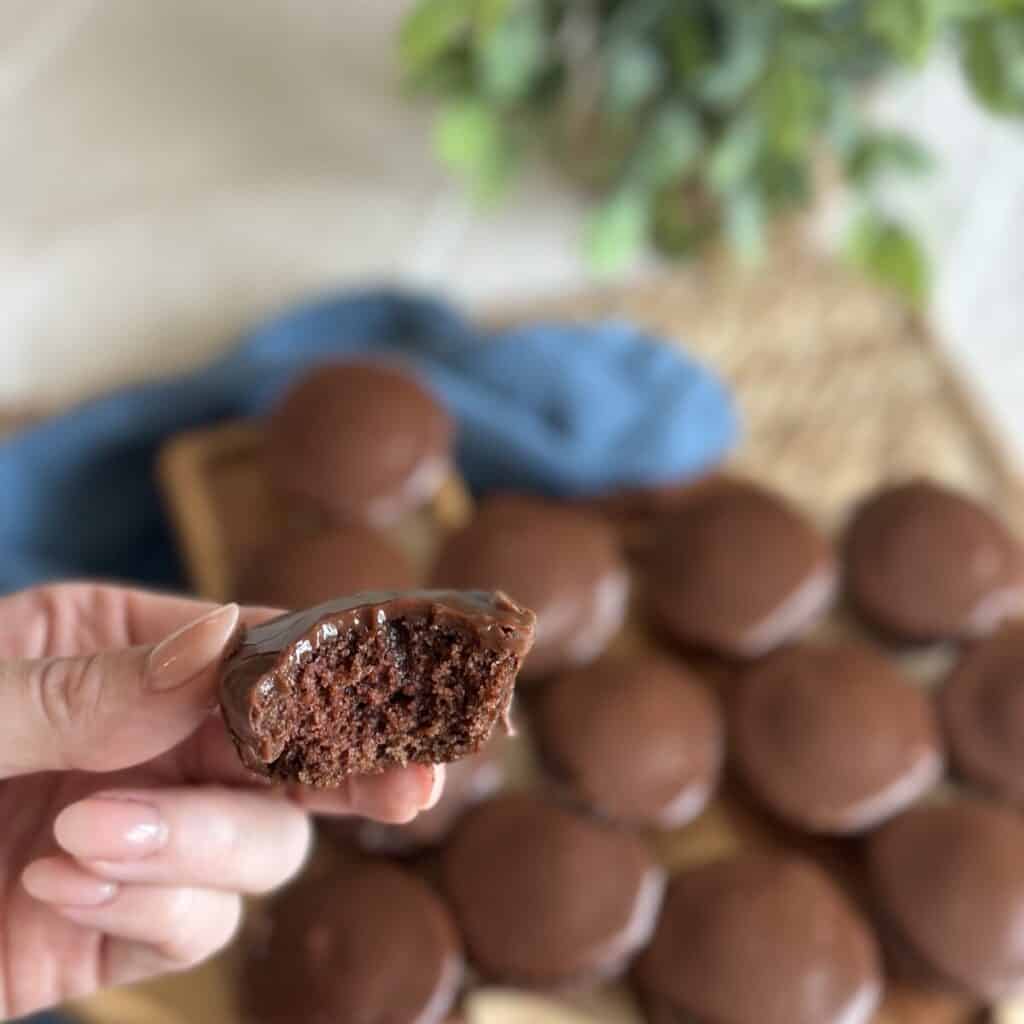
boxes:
[219,590,535,786]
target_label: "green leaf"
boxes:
[845,212,931,303]
[845,131,934,185]
[605,42,664,113]
[698,8,772,107]
[584,191,651,274]
[867,0,943,64]
[435,99,511,201]
[723,189,765,264]
[400,0,473,74]
[477,2,547,103]
[961,17,1024,113]
[652,186,716,258]
[626,105,703,191]
[779,0,844,8]
[760,62,826,159]
[706,113,763,195]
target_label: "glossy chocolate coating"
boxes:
[441,793,664,989]
[733,643,943,834]
[242,861,463,1024]
[265,361,454,526]
[234,526,418,608]
[534,653,723,829]
[645,480,836,658]
[942,624,1024,804]
[868,798,1024,1001]
[845,479,1024,643]
[220,590,535,782]
[430,494,629,682]
[634,855,882,1024]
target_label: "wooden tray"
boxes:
[76,237,1022,1024]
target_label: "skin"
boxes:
[0,583,445,1021]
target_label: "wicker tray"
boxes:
[75,237,1022,1024]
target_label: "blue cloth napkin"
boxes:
[0,289,737,594]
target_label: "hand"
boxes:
[0,583,444,1020]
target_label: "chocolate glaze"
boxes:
[844,479,1024,644]
[733,643,944,835]
[634,854,882,1024]
[441,793,664,989]
[430,494,629,682]
[644,480,836,658]
[868,797,1024,1002]
[534,653,723,829]
[220,590,535,776]
[242,861,463,1024]
[264,361,454,527]
[941,624,1024,805]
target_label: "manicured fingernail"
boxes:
[147,604,239,692]
[423,764,446,810]
[22,859,118,907]
[55,796,167,861]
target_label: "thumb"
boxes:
[0,603,240,778]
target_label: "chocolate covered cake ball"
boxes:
[634,855,882,1024]
[941,624,1024,804]
[732,643,943,834]
[533,653,722,829]
[265,361,454,527]
[844,479,1024,643]
[220,590,534,786]
[441,793,664,988]
[242,862,462,1024]
[868,797,1024,1002]
[430,495,629,682]
[234,526,418,608]
[644,480,836,658]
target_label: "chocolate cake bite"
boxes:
[534,653,723,829]
[441,793,664,989]
[430,494,628,682]
[732,643,943,835]
[941,624,1024,804]
[234,525,418,608]
[242,861,463,1024]
[220,590,535,786]
[633,855,882,1024]
[868,797,1024,1002]
[644,480,836,658]
[844,479,1024,644]
[265,361,454,527]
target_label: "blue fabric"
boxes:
[0,289,737,594]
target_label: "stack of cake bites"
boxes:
[216,363,1024,1024]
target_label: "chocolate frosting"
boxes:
[441,793,664,988]
[733,643,943,834]
[868,798,1024,1001]
[220,589,535,772]
[534,653,723,829]
[234,526,418,608]
[430,494,629,681]
[844,479,1024,643]
[634,855,882,1024]
[242,861,463,1024]
[941,624,1024,804]
[264,361,454,526]
[644,480,836,658]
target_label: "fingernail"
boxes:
[423,764,446,810]
[147,604,239,692]
[22,859,118,908]
[55,796,167,861]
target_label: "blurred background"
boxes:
[1,0,1022,460]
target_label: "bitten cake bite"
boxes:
[264,361,455,527]
[644,480,836,658]
[844,479,1024,643]
[633,855,882,1024]
[533,653,723,829]
[220,590,535,786]
[242,862,463,1024]
[430,494,629,682]
[941,624,1024,804]
[234,525,418,608]
[732,643,943,835]
[441,793,664,989]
